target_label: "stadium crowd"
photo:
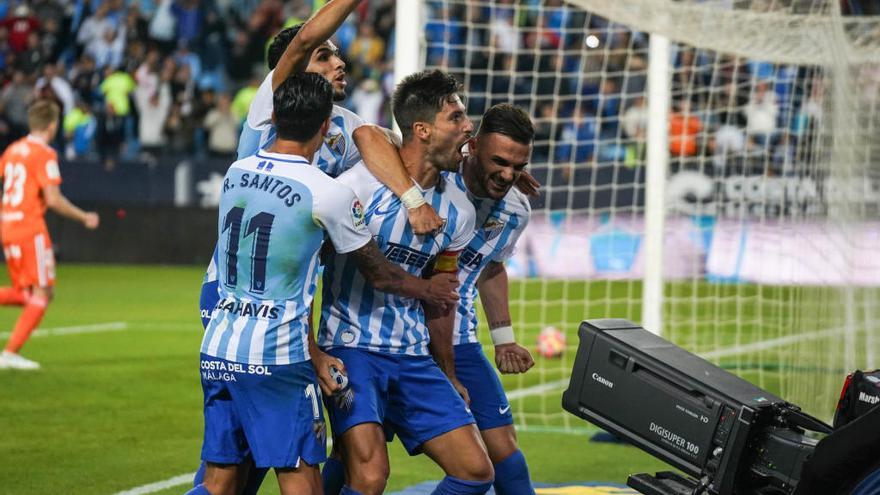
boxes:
[0,0,875,178]
[0,0,400,169]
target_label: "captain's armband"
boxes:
[433,249,461,274]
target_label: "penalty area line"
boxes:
[0,321,128,339]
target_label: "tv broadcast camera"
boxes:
[562,319,834,495]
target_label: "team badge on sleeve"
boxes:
[351,199,365,228]
[45,160,60,180]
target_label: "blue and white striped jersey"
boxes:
[449,174,532,346]
[236,69,365,173]
[201,150,372,365]
[202,69,366,292]
[318,164,477,356]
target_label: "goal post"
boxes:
[400,0,880,427]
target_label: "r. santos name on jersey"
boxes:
[225,169,304,208]
[449,173,532,346]
[318,163,476,356]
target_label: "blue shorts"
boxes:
[199,279,220,329]
[324,347,475,455]
[454,343,514,431]
[199,354,327,469]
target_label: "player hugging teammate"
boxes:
[190,1,539,494]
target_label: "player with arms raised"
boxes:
[318,70,496,495]
[0,100,99,370]
[188,72,458,495]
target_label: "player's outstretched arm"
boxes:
[42,184,99,229]
[478,261,534,374]
[350,240,459,311]
[353,125,445,235]
[271,0,363,90]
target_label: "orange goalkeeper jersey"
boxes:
[0,135,62,242]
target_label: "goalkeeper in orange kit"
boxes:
[0,100,99,370]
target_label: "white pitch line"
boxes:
[701,328,842,360]
[112,473,196,495]
[0,321,128,339]
[507,378,570,400]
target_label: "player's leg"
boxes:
[336,423,390,495]
[454,343,535,495]
[193,459,268,495]
[323,348,393,495]
[186,462,250,495]
[388,355,494,494]
[0,233,54,369]
[321,447,346,495]
[276,462,322,495]
[480,426,534,495]
[0,245,27,306]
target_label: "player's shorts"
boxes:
[199,353,327,469]
[199,279,220,329]
[324,347,475,455]
[454,342,514,431]
[3,230,55,289]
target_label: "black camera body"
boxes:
[562,319,829,495]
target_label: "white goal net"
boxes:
[410,0,880,431]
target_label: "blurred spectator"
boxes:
[135,76,172,159]
[203,92,238,157]
[0,26,13,72]
[350,78,383,125]
[149,0,178,53]
[621,96,647,140]
[77,4,115,56]
[669,99,702,158]
[0,70,33,139]
[171,0,205,46]
[35,63,75,117]
[63,99,97,159]
[1,5,39,53]
[348,23,385,80]
[556,103,597,165]
[98,66,136,168]
[744,80,779,148]
[86,25,127,70]
[69,55,102,104]
[18,31,43,75]
[711,110,746,174]
[231,76,259,122]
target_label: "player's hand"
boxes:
[514,170,541,197]
[450,376,471,406]
[423,272,459,312]
[495,343,535,374]
[408,203,444,235]
[83,212,99,229]
[312,349,346,396]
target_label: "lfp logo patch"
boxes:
[351,199,365,228]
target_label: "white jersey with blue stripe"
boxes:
[318,164,476,356]
[201,150,372,365]
[449,174,531,346]
[236,69,365,175]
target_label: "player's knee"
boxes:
[460,456,494,482]
[349,463,389,495]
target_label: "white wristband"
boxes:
[490,325,516,346]
[401,185,427,210]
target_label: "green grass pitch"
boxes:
[0,264,823,494]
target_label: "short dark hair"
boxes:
[273,72,333,142]
[477,103,535,145]
[267,24,304,70]
[391,69,462,141]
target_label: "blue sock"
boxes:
[183,485,211,495]
[322,457,345,495]
[493,450,535,495]
[241,467,269,495]
[431,475,494,495]
[192,462,206,486]
[340,487,364,495]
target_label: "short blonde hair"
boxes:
[27,100,60,133]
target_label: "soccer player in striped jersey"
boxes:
[444,104,538,495]
[200,0,443,329]
[0,100,99,370]
[188,73,458,495]
[318,70,496,495]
